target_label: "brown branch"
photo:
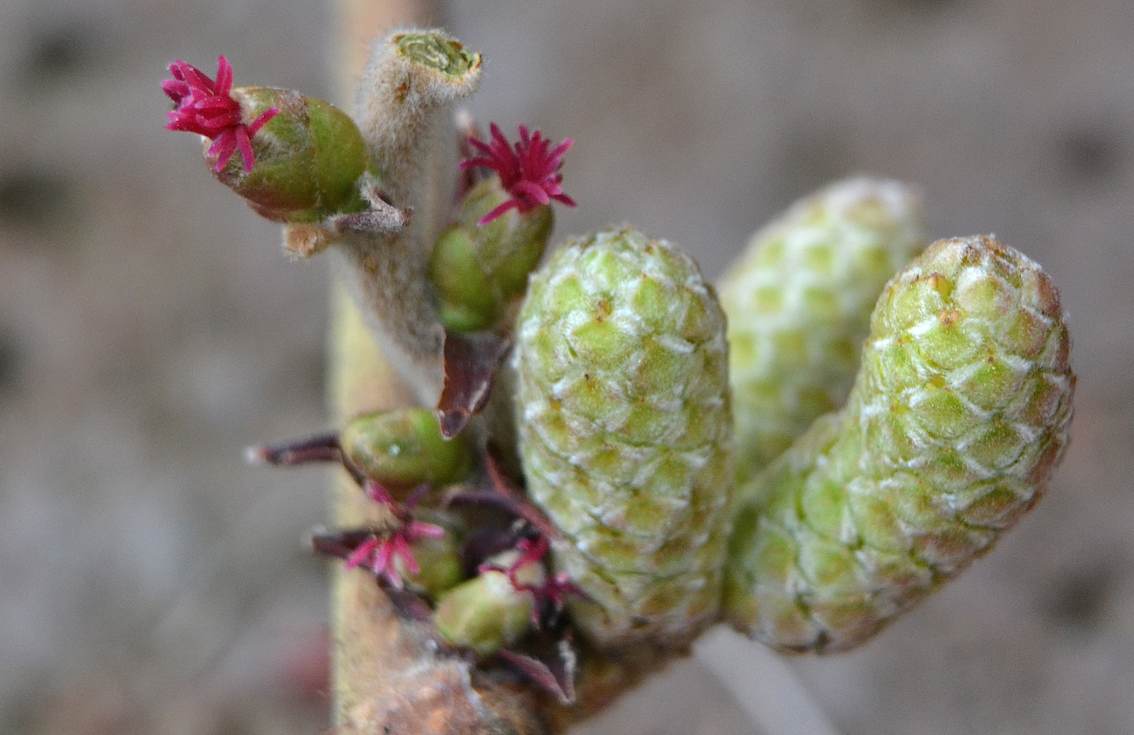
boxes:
[329,282,547,733]
[328,5,546,732]
[326,4,677,732]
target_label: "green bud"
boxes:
[720,178,925,483]
[724,235,1075,652]
[215,87,370,223]
[403,527,464,599]
[514,227,734,647]
[433,550,543,656]
[340,408,473,491]
[430,178,554,332]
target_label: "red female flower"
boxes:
[343,520,446,590]
[336,478,447,589]
[461,123,575,225]
[163,56,278,173]
[479,535,584,626]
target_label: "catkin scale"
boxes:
[723,235,1074,652]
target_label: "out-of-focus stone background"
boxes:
[1,1,1131,733]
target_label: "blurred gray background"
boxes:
[2,1,1132,733]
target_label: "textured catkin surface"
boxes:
[720,178,925,483]
[514,227,733,646]
[724,235,1075,652]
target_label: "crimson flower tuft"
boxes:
[480,535,583,626]
[343,521,446,590]
[163,55,278,173]
[460,123,575,225]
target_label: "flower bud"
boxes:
[163,57,370,223]
[430,177,553,332]
[430,123,574,333]
[402,528,464,598]
[433,550,544,656]
[339,408,473,492]
[213,87,370,223]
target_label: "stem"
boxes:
[326,6,676,731]
[332,22,482,405]
[332,282,551,732]
[328,4,545,732]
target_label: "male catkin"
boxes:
[720,178,925,482]
[514,227,734,646]
[724,235,1074,652]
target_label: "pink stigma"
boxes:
[479,535,583,626]
[163,55,278,173]
[460,123,575,225]
[343,521,445,589]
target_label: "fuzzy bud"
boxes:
[335,29,484,405]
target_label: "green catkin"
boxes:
[719,178,925,482]
[723,235,1074,652]
[514,227,734,647]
